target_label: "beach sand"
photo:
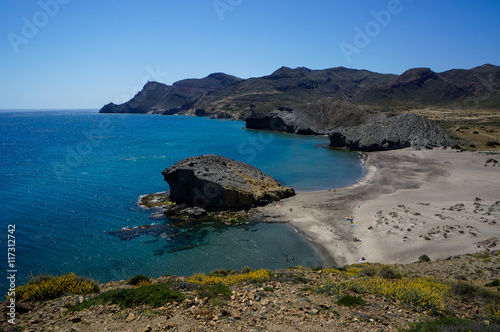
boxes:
[255,148,500,267]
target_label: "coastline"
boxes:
[255,147,500,266]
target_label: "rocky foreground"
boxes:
[3,252,500,332]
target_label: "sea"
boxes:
[0,110,364,290]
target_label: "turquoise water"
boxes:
[0,110,363,288]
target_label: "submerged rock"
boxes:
[162,154,295,211]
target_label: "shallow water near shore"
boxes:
[0,110,363,289]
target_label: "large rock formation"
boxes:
[246,98,378,135]
[162,155,295,211]
[246,98,464,151]
[99,73,242,114]
[329,112,464,151]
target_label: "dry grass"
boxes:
[410,107,500,150]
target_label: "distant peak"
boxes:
[267,66,311,79]
[391,67,438,86]
[144,81,167,87]
[207,72,241,81]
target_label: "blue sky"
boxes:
[1,0,499,109]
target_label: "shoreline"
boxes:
[285,222,337,267]
[255,148,500,266]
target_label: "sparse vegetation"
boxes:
[485,279,500,287]
[11,250,500,330]
[68,283,185,311]
[126,275,150,286]
[195,282,232,300]
[319,276,450,315]
[404,316,500,331]
[336,295,366,308]
[447,280,500,303]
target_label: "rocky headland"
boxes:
[246,99,465,151]
[328,112,464,151]
[245,98,373,135]
[100,73,242,115]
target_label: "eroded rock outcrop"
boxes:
[329,112,464,151]
[162,155,294,211]
[246,98,374,135]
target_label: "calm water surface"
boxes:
[0,110,363,288]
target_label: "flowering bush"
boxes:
[16,273,99,301]
[319,276,450,315]
[188,269,271,285]
[135,279,152,288]
[487,300,500,323]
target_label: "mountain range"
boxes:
[100,64,500,118]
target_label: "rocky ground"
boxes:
[3,251,500,332]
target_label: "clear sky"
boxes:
[1,0,499,109]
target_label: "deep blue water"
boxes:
[0,110,363,289]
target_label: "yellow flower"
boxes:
[187,269,271,286]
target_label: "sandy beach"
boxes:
[255,148,500,267]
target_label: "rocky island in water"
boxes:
[138,154,294,223]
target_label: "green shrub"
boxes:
[448,280,500,302]
[358,265,402,279]
[272,272,310,284]
[240,266,252,274]
[336,295,366,308]
[376,265,403,279]
[196,283,232,299]
[486,141,500,147]
[404,316,500,331]
[210,297,227,306]
[359,265,378,277]
[209,269,230,276]
[418,254,431,262]
[485,279,500,287]
[15,273,99,301]
[68,283,184,311]
[487,300,500,323]
[126,275,150,286]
